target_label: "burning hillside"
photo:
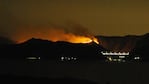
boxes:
[11,25,99,44]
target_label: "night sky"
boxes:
[0,0,149,38]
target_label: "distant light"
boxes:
[134,57,140,60]
[101,51,129,55]
[38,57,41,59]
[113,59,117,61]
[26,57,40,60]
[117,59,121,62]
[68,57,71,60]
[60,56,77,61]
[119,56,125,59]
[71,57,74,59]
[107,57,112,61]
[61,57,64,61]
[74,58,77,60]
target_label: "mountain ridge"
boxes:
[0,38,106,60]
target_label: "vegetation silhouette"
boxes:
[0,38,106,61]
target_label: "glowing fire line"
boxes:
[17,36,99,44]
[14,28,99,44]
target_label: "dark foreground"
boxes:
[0,60,149,84]
[0,75,98,84]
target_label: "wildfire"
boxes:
[13,27,99,44]
[62,35,99,44]
[92,38,99,44]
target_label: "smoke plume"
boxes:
[9,24,98,44]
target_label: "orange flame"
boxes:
[92,38,99,44]
[12,26,99,44]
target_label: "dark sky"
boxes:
[0,0,149,38]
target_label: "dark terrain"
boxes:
[0,34,149,84]
[1,33,149,61]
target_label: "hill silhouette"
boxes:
[1,33,149,62]
[96,33,149,62]
[0,38,106,61]
[96,35,140,52]
[130,33,149,61]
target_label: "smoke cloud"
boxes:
[9,23,95,43]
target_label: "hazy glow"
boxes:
[14,27,99,44]
[1,0,149,37]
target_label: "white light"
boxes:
[107,57,112,61]
[113,59,117,61]
[61,57,64,61]
[101,51,129,56]
[26,57,39,60]
[134,57,140,60]
[74,58,77,60]
[71,57,74,59]
[38,57,41,59]
[119,56,125,59]
[113,52,117,55]
[117,59,121,62]
[68,57,71,60]
[109,52,112,55]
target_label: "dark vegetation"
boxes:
[0,38,106,61]
[130,33,149,62]
[0,33,149,62]
[97,33,149,62]
[96,35,139,52]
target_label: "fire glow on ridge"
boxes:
[12,26,99,44]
